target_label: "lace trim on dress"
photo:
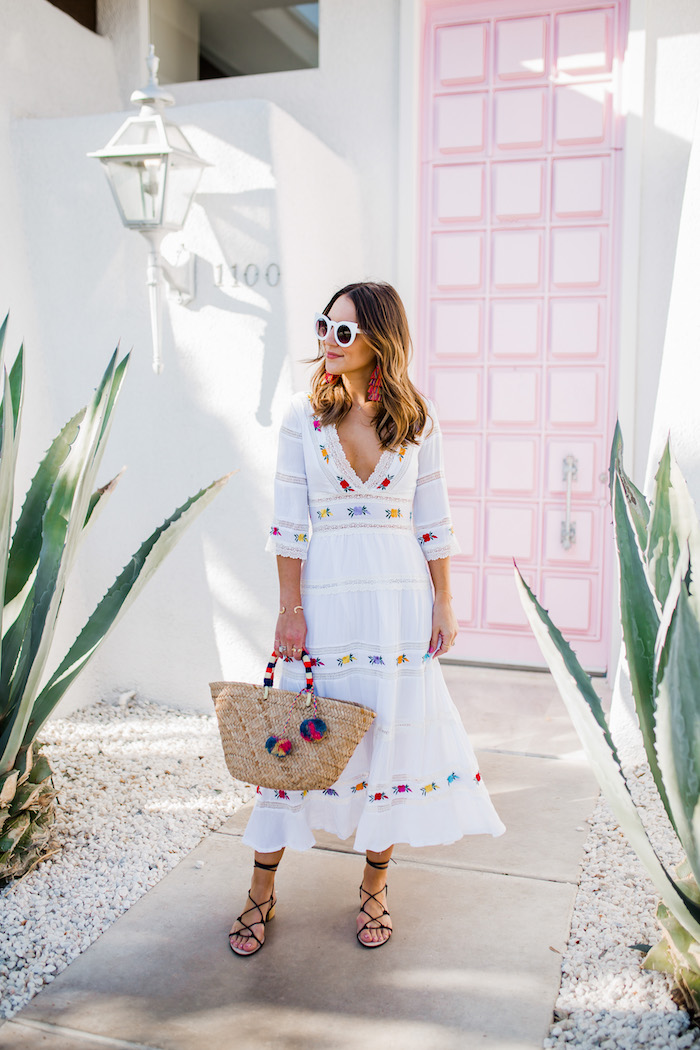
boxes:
[326,424,397,492]
[269,542,307,559]
[416,470,444,487]
[280,424,302,440]
[301,574,430,595]
[275,472,307,486]
[423,541,460,561]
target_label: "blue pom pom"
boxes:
[266,735,292,757]
[300,718,328,742]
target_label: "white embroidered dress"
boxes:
[243,391,505,853]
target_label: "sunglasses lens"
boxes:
[336,324,353,346]
[315,316,328,338]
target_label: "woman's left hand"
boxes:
[429,594,458,658]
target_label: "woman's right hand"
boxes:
[274,607,307,662]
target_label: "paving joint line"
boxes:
[207,831,581,885]
[5,1018,163,1050]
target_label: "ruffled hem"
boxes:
[242,783,506,853]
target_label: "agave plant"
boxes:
[515,423,700,1021]
[0,315,231,883]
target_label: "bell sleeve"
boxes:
[413,406,461,561]
[265,398,310,560]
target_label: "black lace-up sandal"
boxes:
[229,860,278,957]
[357,857,392,949]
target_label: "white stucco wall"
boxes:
[622,0,700,481]
[10,96,362,717]
[159,0,400,291]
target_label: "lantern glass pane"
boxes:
[164,123,196,153]
[163,159,204,228]
[113,118,165,150]
[105,156,166,225]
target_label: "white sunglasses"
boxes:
[314,313,365,347]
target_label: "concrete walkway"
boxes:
[0,666,601,1050]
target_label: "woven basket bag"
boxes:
[210,652,376,791]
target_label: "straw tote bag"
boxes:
[210,651,376,792]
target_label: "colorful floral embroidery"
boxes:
[419,532,438,544]
[323,787,339,796]
[369,791,388,802]
[295,533,308,543]
[313,419,322,431]
[348,505,370,517]
[338,477,355,491]
[422,652,431,663]
[449,526,455,536]
[398,445,407,460]
[351,781,368,793]
[421,782,439,795]
[320,446,329,463]
[338,653,357,666]
[270,526,281,536]
[397,654,409,665]
[385,508,402,519]
[317,508,332,519]
[393,784,412,794]
[256,785,262,794]
[301,790,308,797]
[309,657,325,667]
[275,789,290,800]
[447,772,460,785]
[369,655,385,665]
[474,772,482,783]
[377,476,393,489]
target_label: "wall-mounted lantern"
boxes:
[88,46,210,373]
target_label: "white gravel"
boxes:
[545,763,700,1049]
[0,695,253,1020]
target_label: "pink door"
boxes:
[419,0,627,671]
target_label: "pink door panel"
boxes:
[420,0,626,671]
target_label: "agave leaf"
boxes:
[515,565,700,939]
[654,550,700,883]
[10,780,45,815]
[643,937,675,974]
[26,472,235,743]
[0,368,20,686]
[610,420,650,552]
[0,313,7,362]
[4,409,84,606]
[27,753,52,785]
[0,352,125,772]
[611,472,674,828]
[0,811,29,851]
[0,769,19,805]
[647,441,679,607]
[0,343,23,446]
[83,468,126,535]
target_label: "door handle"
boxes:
[561,455,578,550]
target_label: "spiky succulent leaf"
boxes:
[0,351,126,773]
[612,470,673,827]
[0,811,29,851]
[515,565,700,939]
[4,409,83,606]
[26,472,235,742]
[654,552,700,884]
[0,367,20,686]
[647,442,679,607]
[610,421,650,551]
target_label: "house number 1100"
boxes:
[230,263,281,287]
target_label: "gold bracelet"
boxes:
[279,605,304,614]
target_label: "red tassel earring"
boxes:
[367,363,382,402]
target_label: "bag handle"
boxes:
[264,649,314,693]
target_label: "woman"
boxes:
[229,281,505,955]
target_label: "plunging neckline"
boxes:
[326,423,395,490]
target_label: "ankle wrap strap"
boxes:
[365,857,390,870]
[254,860,279,871]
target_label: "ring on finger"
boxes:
[279,645,287,652]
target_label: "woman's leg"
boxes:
[357,845,394,946]
[229,848,285,953]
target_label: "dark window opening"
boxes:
[150,1,320,84]
[47,0,97,32]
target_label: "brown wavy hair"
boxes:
[309,282,429,450]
